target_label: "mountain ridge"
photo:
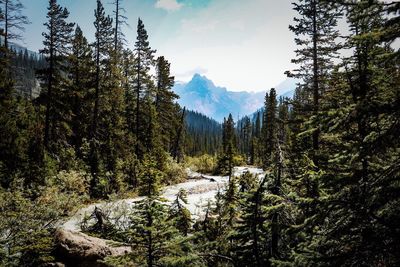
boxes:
[173,74,296,122]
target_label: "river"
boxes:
[62,166,265,232]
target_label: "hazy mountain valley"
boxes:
[173,74,296,122]
[0,0,399,267]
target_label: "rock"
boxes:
[55,229,131,267]
[42,262,66,267]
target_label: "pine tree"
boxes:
[280,1,400,266]
[0,43,21,188]
[265,99,291,263]
[239,116,252,161]
[218,114,237,179]
[112,0,127,52]
[283,1,342,262]
[184,110,222,156]
[261,92,269,167]
[264,88,278,168]
[132,18,156,160]
[127,156,201,266]
[250,111,261,165]
[123,48,135,133]
[194,190,235,266]
[67,25,94,154]
[171,106,186,162]
[0,0,29,49]
[294,1,400,265]
[39,0,74,151]
[89,0,114,196]
[102,41,127,194]
[155,56,180,154]
[223,176,239,228]
[91,0,113,140]
[288,0,341,162]
[231,176,269,267]
[169,189,192,236]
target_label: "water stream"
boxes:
[62,166,265,232]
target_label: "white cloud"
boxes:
[156,0,298,92]
[181,18,219,33]
[175,67,208,82]
[155,0,183,12]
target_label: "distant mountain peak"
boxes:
[189,73,216,87]
[189,73,209,84]
[173,74,296,122]
[192,73,203,79]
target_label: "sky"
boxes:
[17,0,299,92]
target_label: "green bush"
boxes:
[184,154,217,174]
[0,173,89,267]
[215,154,245,175]
[162,156,187,185]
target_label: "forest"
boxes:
[0,0,399,266]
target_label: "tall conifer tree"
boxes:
[67,25,94,153]
[132,18,156,160]
[40,0,74,151]
[0,0,29,49]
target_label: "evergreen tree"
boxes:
[169,189,192,236]
[218,114,237,179]
[172,106,186,162]
[263,88,278,168]
[283,1,342,262]
[89,0,114,196]
[292,1,400,266]
[67,25,94,154]
[232,176,269,267]
[0,43,20,188]
[194,190,235,266]
[0,0,29,49]
[39,0,74,151]
[238,116,252,161]
[184,110,222,157]
[102,39,127,194]
[155,56,180,154]
[280,1,400,266]
[123,47,135,132]
[265,99,292,264]
[132,18,156,159]
[112,0,127,51]
[128,156,201,266]
[250,111,261,165]
[91,0,113,141]
[261,92,269,167]
[288,0,341,161]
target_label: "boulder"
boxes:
[55,229,131,267]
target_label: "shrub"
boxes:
[162,156,187,185]
[184,154,217,174]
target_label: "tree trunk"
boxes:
[135,53,141,158]
[172,107,185,162]
[44,16,54,150]
[4,0,8,49]
[92,37,100,139]
[114,0,119,51]
[312,0,320,154]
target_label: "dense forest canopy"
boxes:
[0,0,399,266]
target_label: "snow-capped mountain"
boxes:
[173,74,296,122]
